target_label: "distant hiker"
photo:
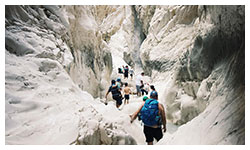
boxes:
[129,69,134,79]
[141,83,149,96]
[136,72,144,96]
[116,77,123,89]
[150,85,156,93]
[105,80,123,108]
[130,91,166,145]
[124,66,129,79]
[124,82,131,104]
[145,83,150,94]
[118,67,123,74]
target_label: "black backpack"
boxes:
[110,85,122,100]
[118,68,122,73]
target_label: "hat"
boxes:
[111,80,116,85]
[117,77,121,82]
[150,91,158,98]
[143,96,148,101]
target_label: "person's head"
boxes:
[150,91,158,99]
[141,72,144,76]
[143,96,148,101]
[126,65,128,68]
[150,85,155,91]
[117,77,121,82]
[111,80,116,85]
[125,82,128,87]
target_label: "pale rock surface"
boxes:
[135,5,244,144]
[5,5,138,145]
[5,5,245,145]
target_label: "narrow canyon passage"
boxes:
[5,5,245,145]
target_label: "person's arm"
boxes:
[159,103,167,132]
[105,91,109,99]
[105,87,111,99]
[140,80,143,86]
[130,102,145,123]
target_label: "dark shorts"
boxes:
[124,73,128,78]
[116,99,122,105]
[143,125,163,143]
[124,94,129,100]
[113,95,122,105]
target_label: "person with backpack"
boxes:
[123,82,131,104]
[118,67,123,74]
[116,77,123,89]
[130,91,166,145]
[124,65,129,79]
[105,80,123,108]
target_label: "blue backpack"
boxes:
[140,99,160,126]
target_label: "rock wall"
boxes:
[5,6,113,98]
[5,5,136,145]
[5,5,245,145]
[135,5,244,144]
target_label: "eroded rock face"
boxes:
[136,5,244,144]
[5,5,245,145]
[5,5,136,145]
[5,5,113,98]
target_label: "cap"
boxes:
[150,91,158,98]
[143,96,148,101]
[117,77,121,82]
[111,80,116,85]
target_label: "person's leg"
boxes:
[143,126,154,145]
[116,103,119,108]
[115,98,121,108]
[117,99,122,108]
[138,86,142,96]
[141,89,145,96]
[154,127,163,142]
[147,142,153,145]
[136,85,140,96]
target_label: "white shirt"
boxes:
[136,74,143,86]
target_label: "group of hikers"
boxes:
[105,68,167,145]
[118,65,134,79]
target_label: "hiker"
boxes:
[124,65,129,79]
[118,67,123,74]
[105,80,123,108]
[150,85,156,93]
[123,82,131,104]
[130,91,166,145]
[145,83,150,94]
[141,83,149,96]
[129,69,134,80]
[116,77,123,89]
[136,72,144,96]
